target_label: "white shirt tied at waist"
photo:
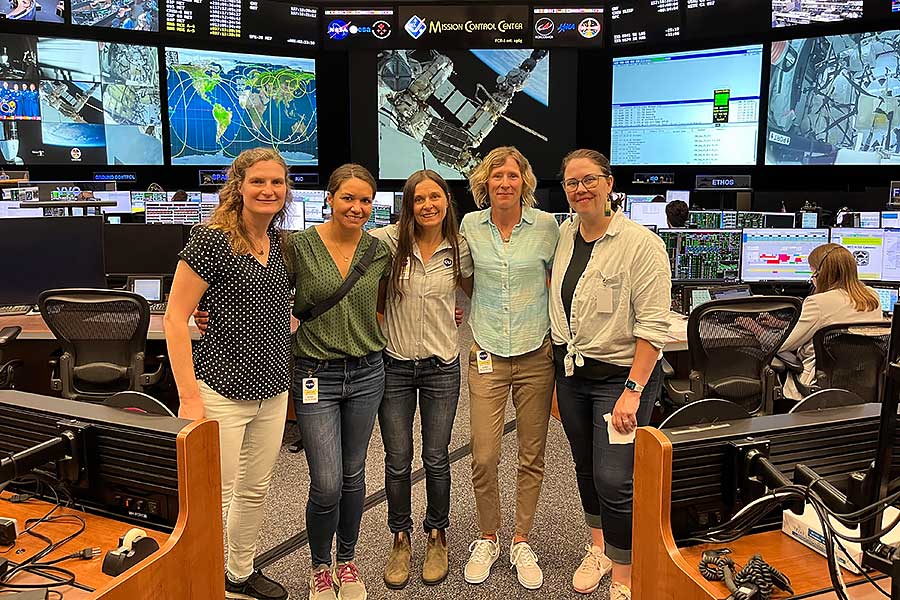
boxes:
[549,211,672,376]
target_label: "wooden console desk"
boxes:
[633,427,890,599]
[0,418,224,599]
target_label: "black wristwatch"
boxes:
[625,378,645,393]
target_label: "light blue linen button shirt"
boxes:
[460,206,560,358]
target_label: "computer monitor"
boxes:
[630,202,669,229]
[104,223,186,275]
[872,286,898,314]
[126,276,164,302]
[800,211,819,228]
[740,228,828,282]
[165,191,202,202]
[130,191,167,213]
[93,191,132,214]
[736,211,795,229]
[883,211,900,229]
[625,194,659,212]
[0,389,185,529]
[0,216,106,304]
[834,211,881,228]
[829,228,885,281]
[666,190,690,203]
[689,210,725,229]
[283,201,305,231]
[681,283,752,314]
[658,229,742,281]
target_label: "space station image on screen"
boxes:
[0,34,163,165]
[377,48,556,180]
[166,47,317,166]
[71,0,159,31]
[766,30,900,166]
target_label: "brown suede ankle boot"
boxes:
[383,531,411,589]
[422,529,448,585]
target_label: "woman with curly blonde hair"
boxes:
[164,147,293,600]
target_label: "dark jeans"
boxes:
[293,351,384,567]
[379,355,460,534]
[555,361,662,565]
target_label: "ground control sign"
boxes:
[398,5,529,48]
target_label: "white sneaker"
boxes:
[509,540,543,590]
[610,581,632,600]
[464,537,501,584]
[572,545,613,594]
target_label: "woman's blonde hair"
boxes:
[207,147,292,256]
[809,243,879,312]
[468,146,538,209]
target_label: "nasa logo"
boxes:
[443,257,452,268]
[327,19,350,40]
[558,22,576,33]
[304,379,316,390]
[372,20,392,39]
[578,17,601,39]
[477,351,488,361]
[70,147,82,160]
[405,15,427,39]
[534,17,554,38]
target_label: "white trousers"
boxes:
[199,380,288,580]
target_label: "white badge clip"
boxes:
[596,287,613,314]
[302,378,319,404]
[476,350,493,374]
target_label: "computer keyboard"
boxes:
[149,302,167,314]
[0,305,32,316]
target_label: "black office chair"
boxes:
[38,289,165,403]
[778,321,890,403]
[103,391,175,417]
[788,388,866,414]
[662,296,803,415]
[0,326,22,389]
[658,398,751,429]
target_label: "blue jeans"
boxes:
[555,362,662,565]
[379,355,460,534]
[293,351,384,567]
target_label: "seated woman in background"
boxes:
[781,243,882,399]
[664,200,689,228]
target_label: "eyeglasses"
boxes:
[561,173,609,193]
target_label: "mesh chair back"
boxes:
[812,322,890,403]
[789,388,866,413]
[688,296,803,413]
[39,289,150,396]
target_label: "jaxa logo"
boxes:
[405,15,427,39]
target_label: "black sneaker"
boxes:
[225,570,288,600]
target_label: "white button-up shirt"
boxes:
[549,211,672,376]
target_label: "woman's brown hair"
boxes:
[325,163,377,200]
[207,147,292,256]
[809,243,879,312]
[390,170,462,299]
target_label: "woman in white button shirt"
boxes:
[549,149,672,600]
[369,170,474,590]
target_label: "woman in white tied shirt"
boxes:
[548,149,672,600]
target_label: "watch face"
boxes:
[625,380,636,390]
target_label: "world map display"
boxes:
[166,47,317,165]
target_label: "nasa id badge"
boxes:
[302,378,319,404]
[476,350,493,374]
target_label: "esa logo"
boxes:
[534,17,554,39]
[405,15,427,39]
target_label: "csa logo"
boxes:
[327,19,350,40]
[534,17,554,39]
[405,15,427,39]
[578,17,601,39]
[443,257,452,268]
[304,379,316,390]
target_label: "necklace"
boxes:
[250,234,268,256]
[329,235,356,262]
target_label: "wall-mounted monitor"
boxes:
[0,0,65,22]
[0,35,162,166]
[830,227,885,280]
[740,228,828,282]
[609,0,681,46]
[684,0,767,39]
[532,6,604,48]
[166,47,317,166]
[323,7,395,48]
[611,44,763,166]
[73,0,159,31]
[772,0,862,28]
[377,48,570,180]
[166,0,317,48]
[397,5,529,49]
[766,31,899,165]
